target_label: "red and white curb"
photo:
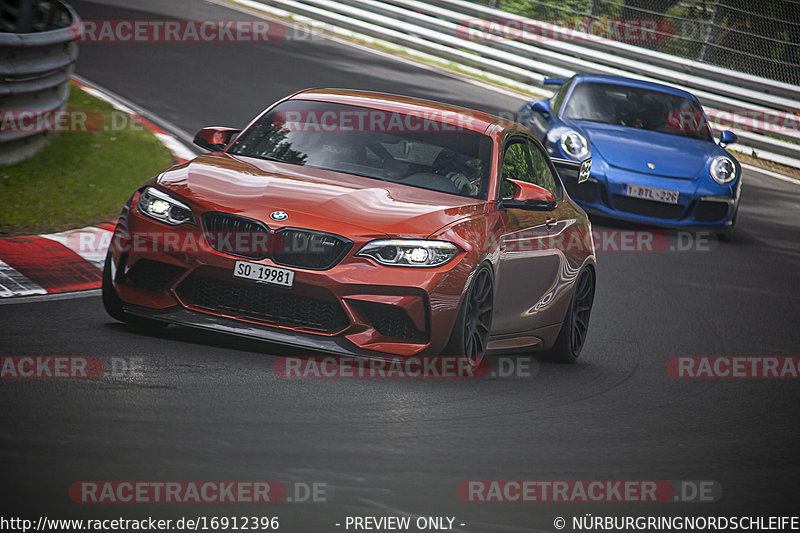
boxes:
[0,223,115,297]
[0,78,197,298]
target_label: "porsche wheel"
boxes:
[544,267,594,364]
[445,264,493,367]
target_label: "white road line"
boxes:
[0,288,101,305]
[154,132,197,162]
[72,74,201,148]
[75,79,198,161]
[742,163,800,186]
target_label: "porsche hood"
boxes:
[572,120,716,179]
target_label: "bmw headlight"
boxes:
[356,240,459,268]
[138,187,194,225]
[709,157,737,185]
[560,131,589,160]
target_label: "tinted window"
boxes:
[527,140,560,197]
[229,100,494,199]
[501,141,534,199]
[563,82,712,141]
[500,138,561,200]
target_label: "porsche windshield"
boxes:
[563,82,713,141]
[228,100,494,199]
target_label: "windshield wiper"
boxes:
[228,151,289,164]
[254,154,289,163]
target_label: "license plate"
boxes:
[624,183,679,204]
[233,260,294,288]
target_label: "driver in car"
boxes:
[433,149,481,196]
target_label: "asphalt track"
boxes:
[2,0,800,530]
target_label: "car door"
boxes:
[492,135,569,335]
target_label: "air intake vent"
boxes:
[359,301,428,342]
[178,275,349,333]
[121,259,186,291]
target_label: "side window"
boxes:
[500,141,535,198]
[501,138,563,200]
[527,140,562,199]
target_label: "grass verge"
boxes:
[0,83,174,237]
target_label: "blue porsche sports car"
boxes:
[517,74,741,233]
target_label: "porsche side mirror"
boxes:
[531,99,550,117]
[501,179,557,211]
[719,130,737,147]
[193,127,241,151]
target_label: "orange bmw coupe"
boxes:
[103,89,597,363]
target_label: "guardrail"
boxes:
[0,1,81,165]
[255,0,800,169]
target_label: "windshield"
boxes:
[228,100,494,199]
[563,82,713,141]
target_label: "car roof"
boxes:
[289,88,506,133]
[570,74,699,101]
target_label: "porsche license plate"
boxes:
[233,260,294,288]
[624,184,679,204]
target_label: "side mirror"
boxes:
[501,179,557,211]
[719,130,737,147]
[193,127,241,151]
[531,99,550,117]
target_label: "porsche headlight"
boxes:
[356,240,459,268]
[138,187,194,225]
[709,157,736,185]
[560,131,589,160]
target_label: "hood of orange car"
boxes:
[157,154,486,237]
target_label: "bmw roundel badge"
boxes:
[270,211,288,221]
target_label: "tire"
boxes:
[102,251,168,330]
[444,263,494,367]
[542,267,595,364]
